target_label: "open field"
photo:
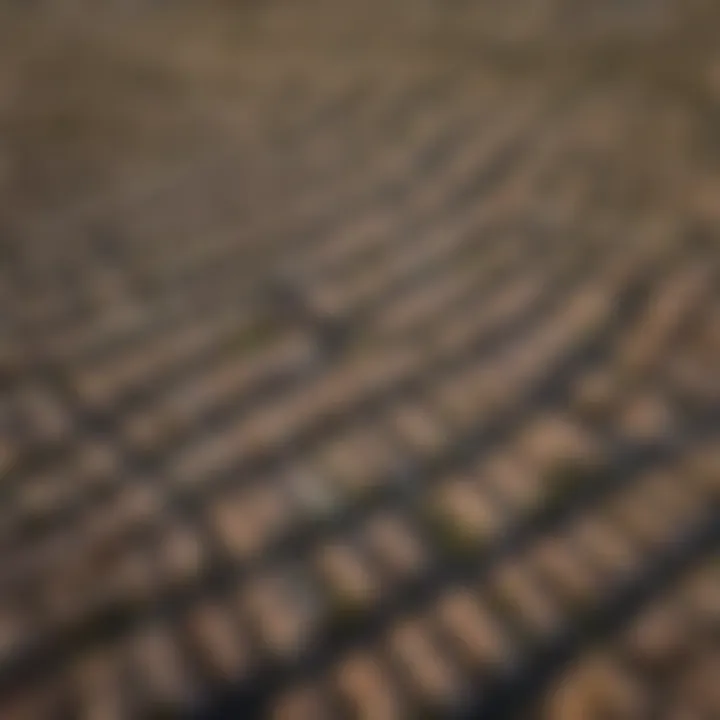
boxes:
[0,2,719,718]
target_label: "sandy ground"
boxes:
[0,0,719,224]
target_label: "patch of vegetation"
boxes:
[144,702,186,720]
[423,503,485,560]
[75,595,148,646]
[15,508,54,541]
[540,456,609,515]
[227,314,279,354]
[325,586,369,634]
